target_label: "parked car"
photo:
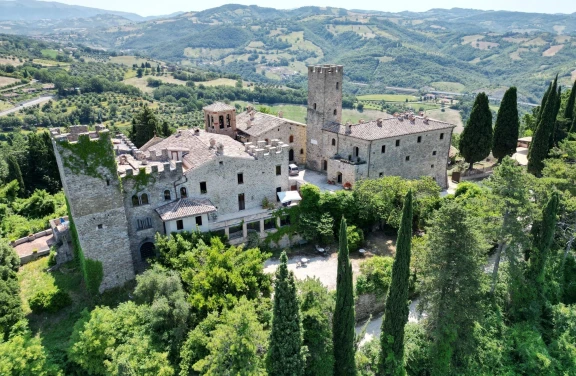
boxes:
[288,164,299,176]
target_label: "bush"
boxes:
[29,289,71,313]
[346,225,364,252]
[47,248,57,267]
[355,256,393,297]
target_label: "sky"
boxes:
[37,0,576,17]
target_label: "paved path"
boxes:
[13,234,55,258]
[0,95,53,117]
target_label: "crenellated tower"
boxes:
[203,102,237,139]
[306,64,343,171]
[50,126,134,293]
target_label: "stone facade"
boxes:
[203,102,237,139]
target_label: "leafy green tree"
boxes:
[6,155,24,196]
[333,217,357,376]
[105,334,174,376]
[0,241,22,340]
[0,324,58,375]
[267,252,305,376]
[492,87,519,162]
[570,115,576,134]
[459,92,493,170]
[528,79,558,176]
[193,298,267,375]
[355,256,393,297]
[419,202,488,375]
[130,106,159,148]
[25,132,61,194]
[380,190,413,376]
[299,278,334,376]
[564,80,576,119]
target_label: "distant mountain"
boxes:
[0,0,146,21]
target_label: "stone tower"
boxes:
[50,126,134,292]
[306,64,343,171]
[203,102,237,139]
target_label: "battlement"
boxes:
[308,64,344,74]
[119,157,183,188]
[244,139,289,160]
[50,126,110,144]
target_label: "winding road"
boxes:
[0,95,54,117]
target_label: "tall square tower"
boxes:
[306,64,343,171]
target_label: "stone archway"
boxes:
[337,172,343,184]
[289,149,294,162]
[140,242,156,261]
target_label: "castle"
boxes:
[51,64,455,292]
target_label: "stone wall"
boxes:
[247,120,307,166]
[355,293,386,323]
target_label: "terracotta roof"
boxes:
[203,102,235,112]
[139,136,164,151]
[143,129,250,172]
[155,198,216,221]
[322,116,455,141]
[236,110,305,137]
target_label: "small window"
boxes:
[405,156,410,161]
[265,138,269,144]
[226,114,231,127]
[432,151,437,156]
[332,138,336,146]
[140,193,149,205]
[336,82,339,89]
[164,190,171,201]
[238,193,245,211]
[313,103,317,110]
[237,173,244,184]
[431,164,435,168]
[276,165,281,176]
[440,133,444,140]
[417,136,422,143]
[396,140,400,147]
[219,115,224,129]
[200,182,207,194]
[97,224,103,229]
[180,187,188,198]
[132,195,139,207]
[381,145,386,154]
[219,161,223,166]
[300,148,304,155]
[354,146,359,157]
[176,220,184,230]
[333,109,337,116]
[195,216,203,226]
[379,172,383,177]
[289,135,294,143]
[106,179,110,186]
[276,187,282,202]
[323,160,328,171]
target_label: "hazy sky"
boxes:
[38,0,576,17]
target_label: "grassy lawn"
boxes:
[0,76,19,88]
[358,94,419,102]
[110,55,163,68]
[18,257,135,368]
[423,108,464,131]
[32,59,70,67]
[202,78,243,87]
[430,81,466,93]
[41,49,59,59]
[123,75,188,93]
[0,100,12,111]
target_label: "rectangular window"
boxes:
[264,218,276,230]
[176,220,184,230]
[276,187,282,202]
[396,140,400,147]
[405,156,410,161]
[237,173,244,184]
[379,172,384,177]
[432,151,437,156]
[200,181,207,194]
[195,216,202,226]
[97,224,103,229]
[381,145,386,153]
[280,216,291,227]
[431,164,435,168]
[440,133,444,140]
[276,165,281,175]
[238,193,245,211]
[417,136,422,143]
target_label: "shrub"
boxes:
[29,289,72,313]
[47,248,57,267]
[346,225,364,252]
[355,256,393,297]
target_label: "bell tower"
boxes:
[203,102,237,138]
[306,65,343,171]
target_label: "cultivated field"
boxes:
[0,76,19,88]
[542,45,564,57]
[430,81,466,93]
[424,108,464,133]
[357,94,419,102]
[123,75,187,93]
[0,56,24,66]
[110,55,163,67]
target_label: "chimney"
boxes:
[376,118,383,127]
[194,128,200,135]
[209,138,216,148]
[250,111,255,121]
[359,119,365,124]
[216,143,224,155]
[278,111,283,118]
[423,117,429,124]
[246,119,252,128]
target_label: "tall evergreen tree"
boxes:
[492,87,519,162]
[570,115,576,134]
[380,190,413,376]
[266,251,305,376]
[130,106,159,148]
[549,86,562,148]
[564,80,576,119]
[0,241,23,341]
[6,155,24,195]
[333,217,357,376]
[536,82,552,126]
[528,79,558,176]
[419,202,487,375]
[459,93,493,170]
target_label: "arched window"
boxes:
[331,138,336,146]
[289,135,294,143]
[132,195,139,207]
[265,138,269,144]
[140,193,149,205]
[206,114,210,124]
[164,190,171,201]
[219,115,224,129]
[313,103,317,110]
[180,187,187,198]
[323,160,328,171]
[354,146,359,157]
[226,114,231,127]
[300,148,304,155]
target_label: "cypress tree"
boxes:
[535,83,552,126]
[564,80,576,119]
[380,190,413,376]
[6,155,25,195]
[570,115,576,134]
[528,81,557,176]
[266,251,305,376]
[549,86,561,148]
[492,87,519,162]
[333,217,357,376]
[458,93,493,170]
[130,106,159,148]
